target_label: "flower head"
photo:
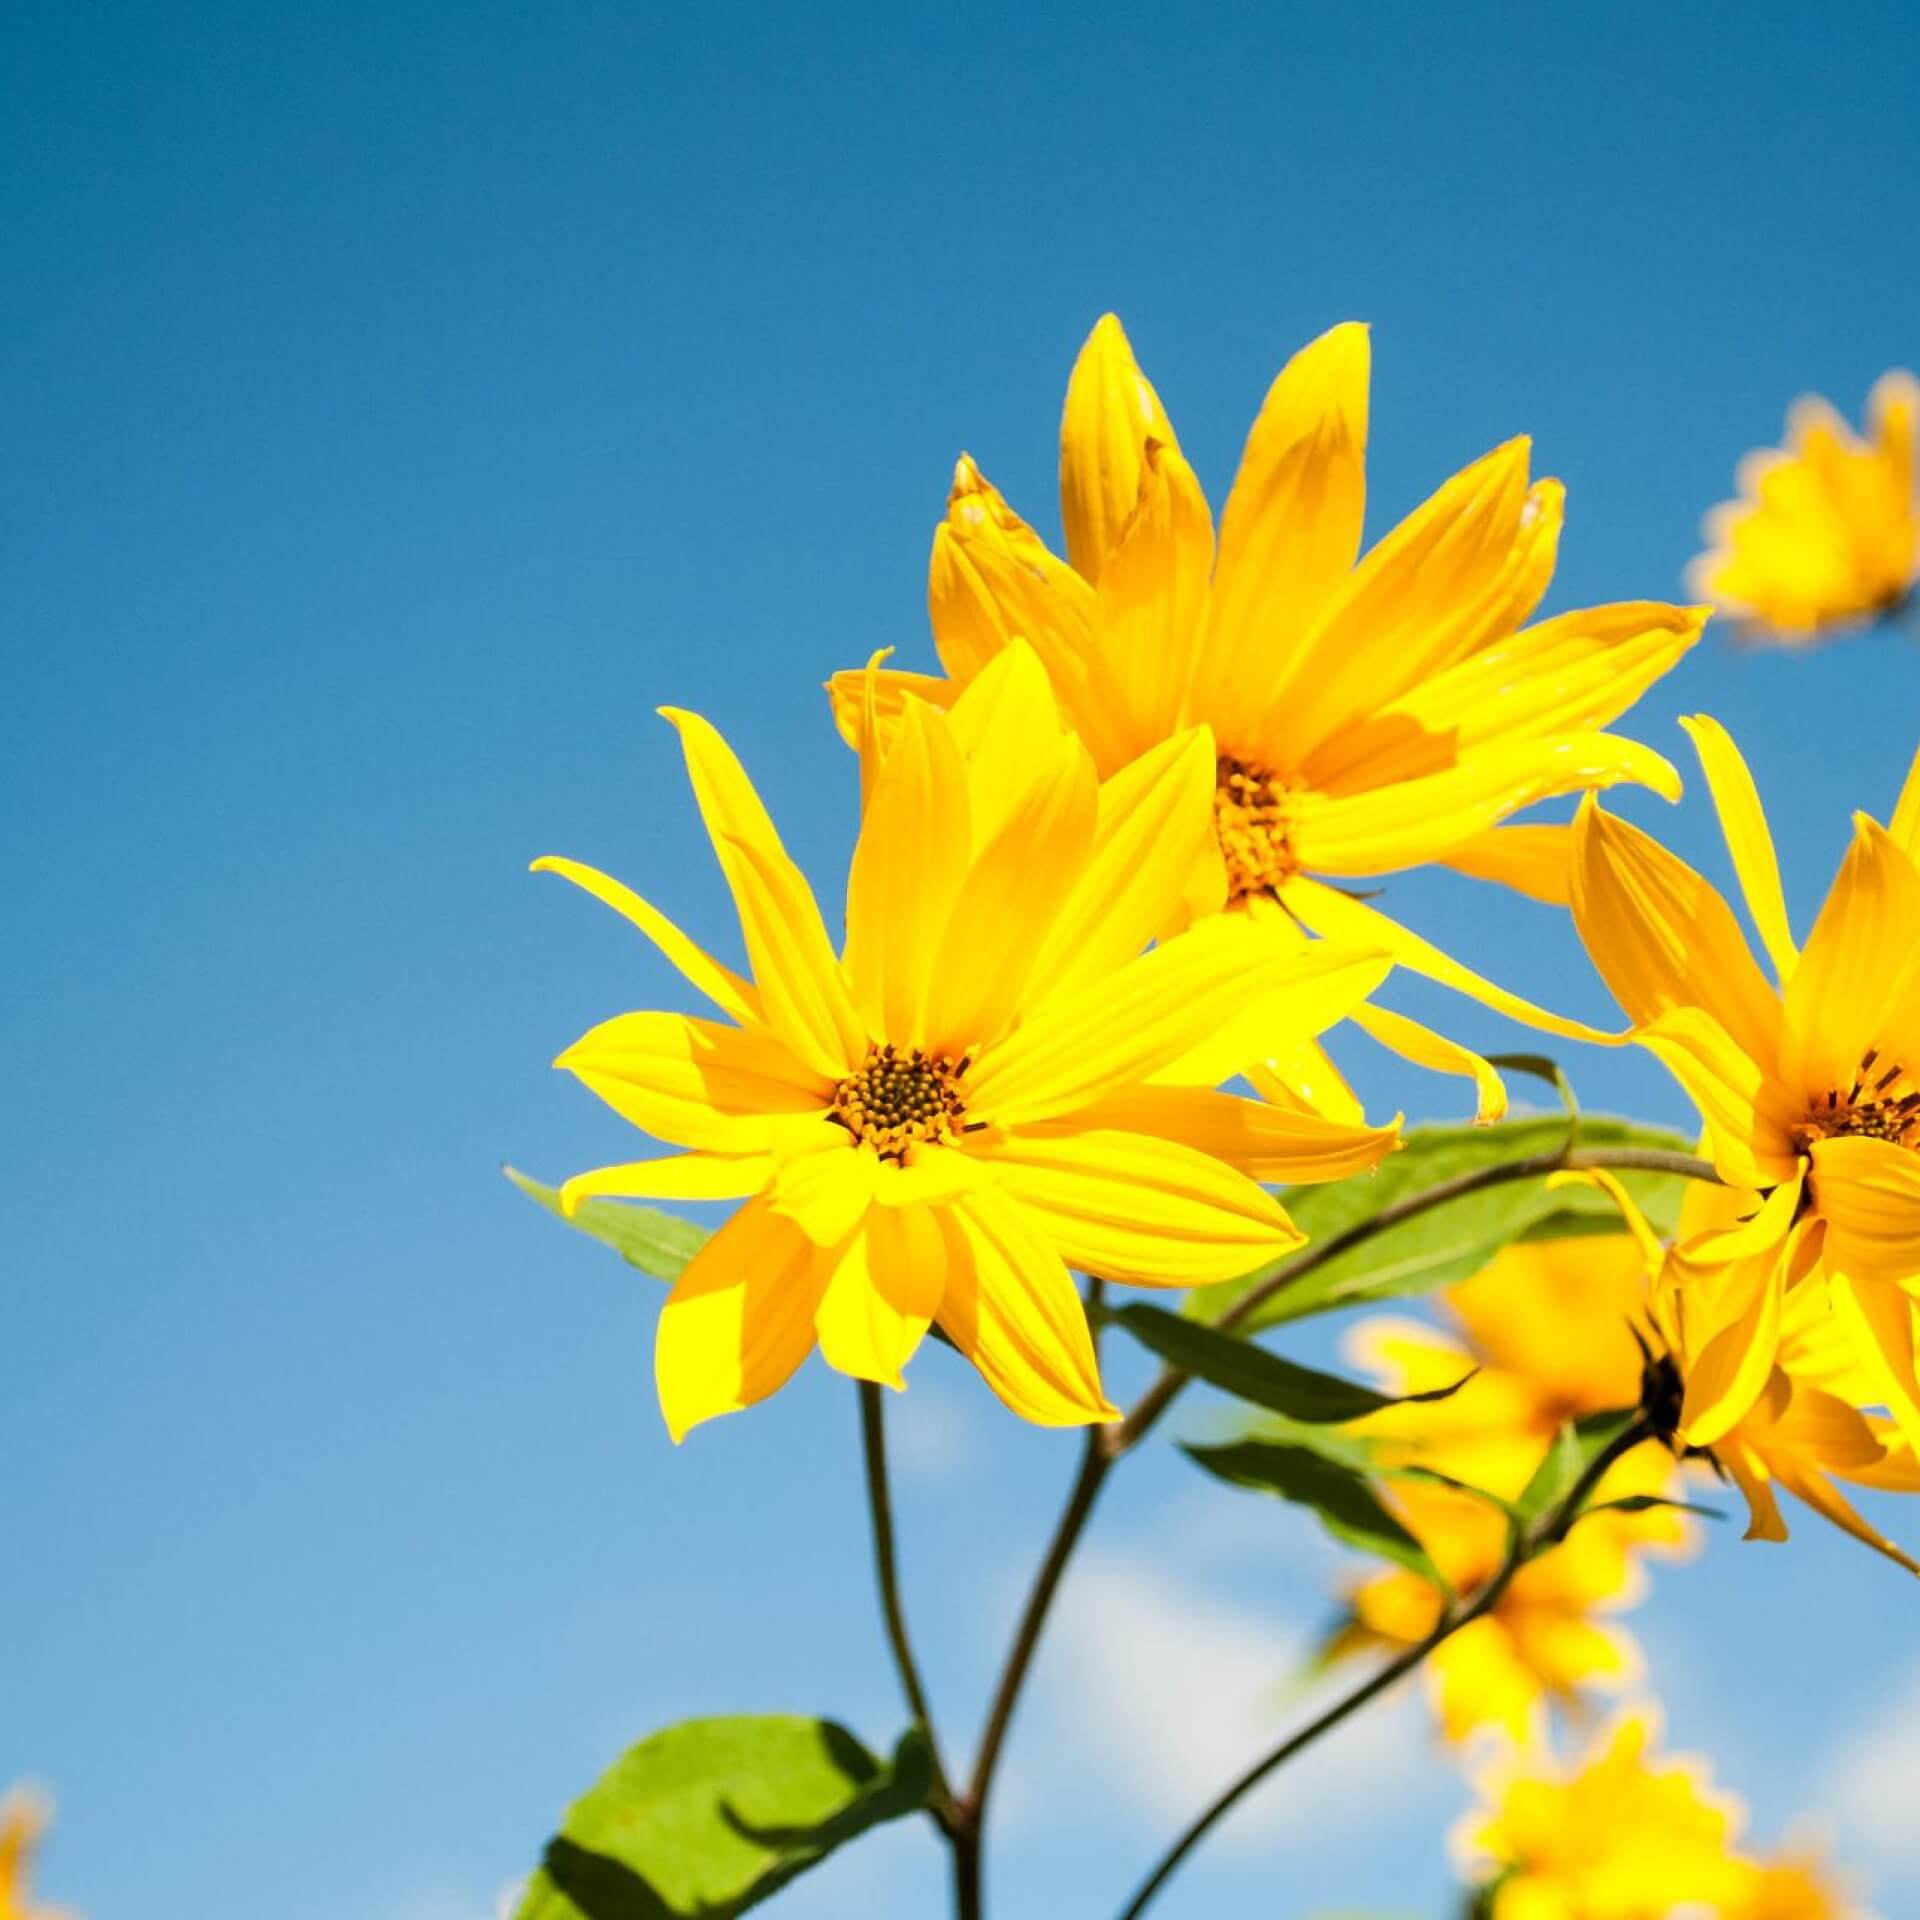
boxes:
[1570,717,1920,1457]
[830,315,1705,1119]
[539,647,1400,1438]
[1454,1713,1756,1920]
[1691,372,1919,644]
[1328,1237,1692,1746]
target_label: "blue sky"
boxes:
[4,3,1919,1915]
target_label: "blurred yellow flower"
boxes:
[1570,716,1920,1454]
[1454,1713,1755,1920]
[1725,1853,1865,1920]
[1326,1236,1692,1745]
[538,646,1399,1438]
[1691,372,1919,644]
[0,1788,71,1920]
[829,314,1705,1122]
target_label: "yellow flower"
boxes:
[0,1788,71,1920]
[1454,1712,1754,1920]
[538,646,1400,1438]
[1624,1177,1920,1577]
[830,314,1705,1120]
[1570,716,1920,1454]
[1690,372,1919,644]
[1328,1238,1691,1745]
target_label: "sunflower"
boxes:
[1691,371,1919,644]
[1324,1237,1692,1746]
[537,645,1399,1438]
[1570,716,1920,1452]
[1568,1169,1920,1577]
[828,315,1704,1122]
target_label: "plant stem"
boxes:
[955,1280,1111,1914]
[1113,1418,1654,1919]
[1106,1145,1717,1458]
[857,1381,957,1832]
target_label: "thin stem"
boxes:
[857,1382,957,1831]
[1107,1145,1718,1458]
[957,1280,1112,1907]
[1114,1418,1654,1920]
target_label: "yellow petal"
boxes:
[1828,1271,1920,1454]
[1025,725,1219,1007]
[532,856,762,1026]
[766,1135,878,1246]
[1282,874,1619,1044]
[823,663,957,757]
[654,1196,825,1441]
[1677,715,1797,981]
[1719,1441,1790,1543]
[1148,924,1392,1089]
[1780,814,1920,1110]
[1543,1170,1665,1275]
[1306,601,1705,794]
[1676,1221,1793,1448]
[843,698,971,1044]
[1568,795,1782,1069]
[1636,1008,1800,1188]
[1265,439,1543,760]
[942,636,1077,850]
[1190,322,1370,739]
[1295,729,1683,878]
[1058,312,1179,586]
[1059,1084,1400,1182]
[977,921,1387,1126]
[936,1190,1118,1425]
[927,456,1125,767]
[560,1152,775,1211]
[1889,733,1920,861]
[924,726,1099,1057]
[662,708,869,1076]
[1088,438,1215,757]
[812,1205,948,1390]
[1350,1003,1508,1123]
[1810,1134,1920,1284]
[557,1010,829,1152]
[977,1127,1303,1287]
[1768,1449,1920,1576]
[1438,824,1576,908]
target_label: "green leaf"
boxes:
[1183,1438,1448,1591]
[1514,1408,1641,1522]
[516,1716,933,1920]
[506,1166,709,1282]
[1110,1303,1473,1423]
[1585,1493,1726,1522]
[1187,1116,1695,1333]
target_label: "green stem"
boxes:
[857,1382,957,1833]
[1113,1418,1654,1920]
[1106,1145,1718,1458]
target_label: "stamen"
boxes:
[1797,1046,1920,1150]
[830,1042,970,1163]
[1213,756,1300,904]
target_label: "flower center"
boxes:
[1213,756,1300,903]
[1797,1046,1920,1151]
[830,1043,970,1162]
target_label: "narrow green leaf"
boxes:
[1377,1463,1523,1522]
[1186,1116,1695,1333]
[516,1716,932,1920]
[505,1165,709,1282]
[1183,1438,1448,1591]
[1110,1303,1472,1423]
[1484,1052,1579,1135]
[1584,1493,1725,1522]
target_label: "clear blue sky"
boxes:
[5,5,1918,1916]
